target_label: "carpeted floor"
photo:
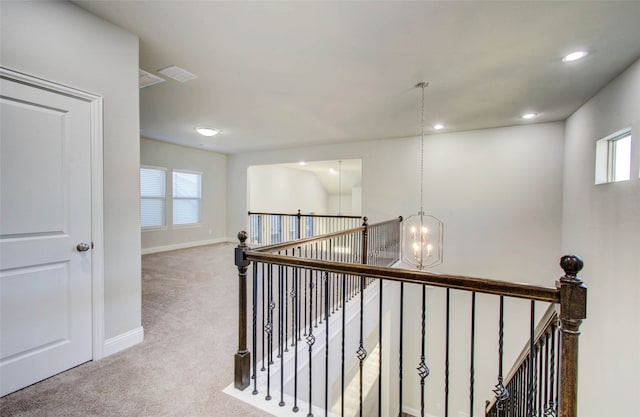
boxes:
[0,243,268,417]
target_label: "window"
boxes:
[173,170,202,225]
[595,129,632,184]
[140,166,166,228]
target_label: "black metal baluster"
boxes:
[470,291,476,417]
[357,275,368,417]
[324,271,330,417]
[417,284,430,417]
[445,288,450,417]
[538,335,544,417]
[545,323,557,417]
[399,282,404,417]
[293,266,300,413]
[543,331,549,416]
[285,259,289,353]
[304,246,308,337]
[307,268,315,417]
[315,243,319,327]
[527,301,535,417]
[266,264,274,401]
[252,263,258,395]
[279,265,285,407]
[261,262,266,371]
[378,277,383,417]
[493,296,508,415]
[341,273,346,417]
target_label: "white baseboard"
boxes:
[141,237,234,255]
[103,326,144,357]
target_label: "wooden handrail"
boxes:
[244,252,560,303]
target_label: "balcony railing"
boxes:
[248,210,362,246]
[233,217,587,417]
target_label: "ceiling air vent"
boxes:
[139,69,165,89]
[158,65,198,82]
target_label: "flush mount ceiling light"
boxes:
[158,65,198,82]
[521,112,537,120]
[562,51,588,62]
[195,127,219,137]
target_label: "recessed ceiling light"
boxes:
[433,124,445,130]
[195,127,219,137]
[329,168,337,175]
[299,161,306,166]
[562,51,588,62]
[521,113,537,120]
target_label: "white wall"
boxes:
[1,1,141,342]
[328,194,353,215]
[230,122,565,281]
[140,138,228,253]
[248,165,329,214]
[562,58,640,417]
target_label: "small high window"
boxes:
[595,129,632,184]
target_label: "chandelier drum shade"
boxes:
[401,82,444,269]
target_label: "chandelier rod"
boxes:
[416,81,428,215]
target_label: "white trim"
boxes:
[90,94,105,360]
[103,326,144,357]
[141,237,231,255]
[0,67,106,361]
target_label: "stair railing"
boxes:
[248,210,362,246]
[233,219,586,417]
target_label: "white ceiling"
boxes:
[74,1,640,154]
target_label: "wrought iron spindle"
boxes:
[545,323,556,417]
[324,271,330,417]
[252,264,258,395]
[417,284,430,417]
[285,260,289,353]
[527,301,536,416]
[341,273,346,417]
[399,281,404,417]
[357,275,368,417]
[307,266,315,417]
[493,296,509,415]
[445,288,450,417]
[266,264,273,400]
[293,266,300,413]
[279,265,285,407]
[378,277,383,417]
[470,291,476,417]
[261,262,266,371]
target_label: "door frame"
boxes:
[1,67,106,360]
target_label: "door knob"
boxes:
[76,242,91,252]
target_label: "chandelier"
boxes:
[401,82,443,269]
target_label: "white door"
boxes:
[0,73,93,396]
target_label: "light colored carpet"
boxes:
[0,243,268,417]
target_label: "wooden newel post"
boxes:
[234,231,251,390]
[558,255,587,417]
